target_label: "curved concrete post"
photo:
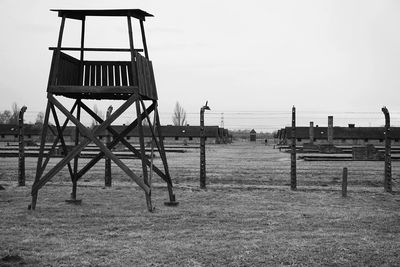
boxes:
[200,101,210,189]
[382,106,392,193]
[18,106,27,186]
[105,105,113,187]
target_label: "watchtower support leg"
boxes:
[154,106,176,203]
[140,100,176,203]
[135,97,153,211]
[30,102,51,210]
[72,100,81,199]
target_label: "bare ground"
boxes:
[1,142,400,266]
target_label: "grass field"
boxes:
[1,142,400,266]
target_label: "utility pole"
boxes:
[200,101,210,189]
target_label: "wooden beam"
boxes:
[31,101,52,209]
[50,15,66,86]
[72,100,81,199]
[49,103,74,180]
[48,85,139,94]
[139,20,149,59]
[49,47,143,52]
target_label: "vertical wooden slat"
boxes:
[90,63,95,86]
[115,65,121,86]
[121,64,128,86]
[96,64,101,86]
[136,54,144,95]
[148,62,158,100]
[79,18,85,85]
[127,64,134,86]
[144,59,152,98]
[108,64,114,86]
[141,57,148,97]
[84,64,90,86]
[102,64,108,86]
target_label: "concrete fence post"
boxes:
[291,106,297,190]
[382,106,392,193]
[342,167,348,197]
[328,116,333,145]
[200,101,210,189]
[105,105,113,187]
[18,106,27,186]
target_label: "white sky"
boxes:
[1,0,400,131]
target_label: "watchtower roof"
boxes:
[50,9,153,20]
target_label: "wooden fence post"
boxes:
[18,106,27,186]
[342,167,348,197]
[105,105,113,187]
[291,106,297,190]
[382,107,392,193]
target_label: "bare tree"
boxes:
[9,102,19,124]
[91,104,104,127]
[0,110,11,124]
[34,112,45,128]
[172,102,187,126]
[0,103,18,124]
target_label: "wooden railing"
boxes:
[136,52,158,100]
[82,61,133,87]
[54,52,81,86]
[50,51,158,100]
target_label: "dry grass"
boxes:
[1,142,400,266]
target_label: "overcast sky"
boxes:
[1,0,399,131]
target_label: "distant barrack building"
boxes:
[0,124,231,145]
[250,129,257,142]
[276,124,400,146]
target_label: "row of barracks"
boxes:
[276,116,400,146]
[0,124,232,145]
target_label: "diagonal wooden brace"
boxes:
[49,94,150,194]
[36,100,78,180]
[78,101,171,184]
[32,93,150,194]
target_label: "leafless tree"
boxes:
[91,104,104,127]
[172,102,187,126]
[34,112,45,128]
[0,102,18,124]
[9,102,19,124]
[0,110,11,124]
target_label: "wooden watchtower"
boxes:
[30,9,177,211]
